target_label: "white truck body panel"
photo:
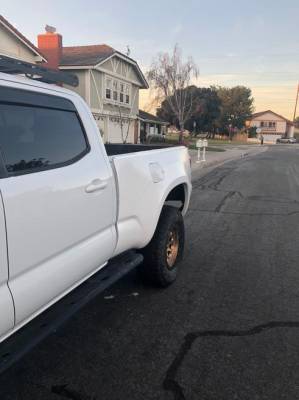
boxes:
[0,72,192,344]
[2,164,117,325]
[0,194,14,339]
[111,147,191,255]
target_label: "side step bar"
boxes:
[0,251,143,374]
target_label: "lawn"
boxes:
[164,134,252,150]
[188,144,226,152]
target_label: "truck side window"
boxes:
[0,104,89,175]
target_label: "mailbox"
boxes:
[196,139,203,148]
[203,139,208,147]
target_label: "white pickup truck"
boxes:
[0,61,191,365]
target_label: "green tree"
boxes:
[215,86,254,137]
[186,87,221,136]
[157,86,221,136]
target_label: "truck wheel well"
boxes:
[164,184,186,210]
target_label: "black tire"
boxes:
[140,206,185,287]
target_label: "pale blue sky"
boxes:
[1,0,299,117]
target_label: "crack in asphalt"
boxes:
[163,321,299,400]
[191,163,299,215]
[194,186,299,208]
[247,195,299,205]
[188,208,299,217]
[215,191,237,213]
[192,156,299,209]
[192,164,236,191]
[194,174,299,205]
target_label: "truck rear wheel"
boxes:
[140,206,185,287]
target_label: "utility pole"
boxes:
[293,83,299,122]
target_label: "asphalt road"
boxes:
[2,145,299,400]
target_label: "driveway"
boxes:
[2,145,299,399]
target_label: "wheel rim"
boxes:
[166,228,179,269]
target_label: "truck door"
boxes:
[0,190,14,341]
[0,86,117,327]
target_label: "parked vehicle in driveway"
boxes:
[276,137,297,144]
[0,59,191,362]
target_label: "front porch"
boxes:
[138,110,168,143]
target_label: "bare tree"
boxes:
[147,45,199,144]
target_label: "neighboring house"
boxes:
[247,110,294,142]
[37,28,148,143]
[138,110,168,143]
[0,15,46,63]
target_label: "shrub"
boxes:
[146,135,166,144]
[248,126,257,138]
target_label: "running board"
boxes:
[0,251,143,374]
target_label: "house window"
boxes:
[120,83,124,103]
[113,80,118,101]
[261,121,265,127]
[269,121,276,128]
[106,79,112,99]
[125,85,130,104]
[104,76,131,106]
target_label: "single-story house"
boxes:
[37,27,148,144]
[138,110,168,143]
[247,110,294,143]
[0,15,46,63]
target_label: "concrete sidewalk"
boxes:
[190,145,268,181]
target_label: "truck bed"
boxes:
[108,145,191,256]
[105,143,173,156]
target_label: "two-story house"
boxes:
[247,110,294,142]
[37,28,148,143]
[0,18,150,144]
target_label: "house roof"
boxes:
[60,44,114,66]
[60,45,148,89]
[139,110,168,124]
[0,15,47,61]
[250,110,293,125]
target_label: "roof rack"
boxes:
[0,55,78,87]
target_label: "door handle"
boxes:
[85,179,108,193]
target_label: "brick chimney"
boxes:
[38,25,62,69]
